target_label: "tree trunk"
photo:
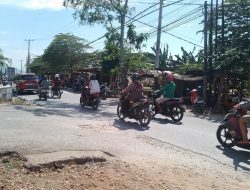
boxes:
[213,74,225,113]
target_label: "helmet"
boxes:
[131,73,140,82]
[90,74,96,80]
[55,74,60,78]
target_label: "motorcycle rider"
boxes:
[122,73,144,110]
[87,74,100,102]
[155,72,176,113]
[236,100,250,144]
[38,75,49,94]
[52,74,61,93]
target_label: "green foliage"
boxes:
[28,56,49,74]
[126,53,154,72]
[126,24,149,50]
[63,0,133,26]
[214,2,250,77]
[0,49,10,67]
[42,33,91,73]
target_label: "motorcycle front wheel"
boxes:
[117,103,126,120]
[138,107,151,127]
[170,105,184,122]
[80,96,86,108]
[216,124,235,148]
[149,102,157,117]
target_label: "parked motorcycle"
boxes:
[193,97,206,114]
[2,79,8,86]
[80,86,100,110]
[117,94,151,127]
[38,88,49,101]
[216,108,250,150]
[100,84,107,100]
[149,91,185,122]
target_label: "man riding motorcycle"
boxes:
[122,73,144,111]
[155,72,176,113]
[52,74,61,91]
[235,99,250,144]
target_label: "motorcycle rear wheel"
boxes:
[216,124,235,148]
[170,105,184,122]
[117,104,126,120]
[138,107,151,127]
[92,101,99,110]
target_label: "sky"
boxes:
[0,0,207,71]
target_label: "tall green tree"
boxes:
[43,33,91,74]
[0,49,10,67]
[63,0,132,73]
[28,56,49,75]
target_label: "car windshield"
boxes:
[20,75,38,81]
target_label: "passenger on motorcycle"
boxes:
[155,72,176,113]
[236,100,250,144]
[122,73,144,110]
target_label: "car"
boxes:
[12,73,39,94]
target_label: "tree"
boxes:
[28,56,49,75]
[43,33,91,74]
[0,49,10,67]
[63,0,132,70]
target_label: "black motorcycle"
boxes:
[117,94,151,127]
[80,87,100,110]
[149,91,185,122]
[193,98,206,114]
[100,84,107,100]
[51,86,63,99]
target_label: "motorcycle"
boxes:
[51,86,63,99]
[117,94,151,127]
[193,97,206,114]
[38,88,49,101]
[216,108,250,150]
[80,86,100,110]
[100,84,107,100]
[2,79,8,86]
[149,90,185,122]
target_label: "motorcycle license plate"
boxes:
[41,89,47,92]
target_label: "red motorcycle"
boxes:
[149,90,185,122]
[216,108,250,150]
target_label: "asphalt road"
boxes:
[1,90,250,174]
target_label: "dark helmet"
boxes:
[90,74,96,80]
[131,73,140,82]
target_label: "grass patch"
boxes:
[11,97,31,106]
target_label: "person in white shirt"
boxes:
[88,74,100,95]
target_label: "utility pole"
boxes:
[25,39,34,73]
[19,60,23,74]
[203,1,208,103]
[221,0,225,53]
[155,0,164,69]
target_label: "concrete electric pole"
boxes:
[25,39,34,73]
[155,0,164,69]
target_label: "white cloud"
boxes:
[0,0,64,10]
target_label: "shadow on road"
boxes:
[113,119,149,131]
[13,99,117,119]
[152,116,183,125]
[216,145,250,173]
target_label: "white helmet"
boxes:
[55,74,60,78]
